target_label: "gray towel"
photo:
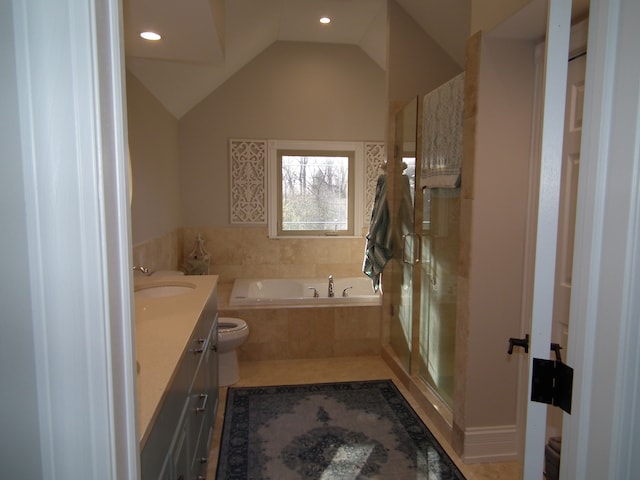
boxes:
[363,174,393,292]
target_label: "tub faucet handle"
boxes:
[328,275,334,297]
[342,286,353,297]
[308,287,319,298]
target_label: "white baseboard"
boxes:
[461,425,520,463]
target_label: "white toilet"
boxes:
[217,317,249,386]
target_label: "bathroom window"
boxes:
[268,140,364,237]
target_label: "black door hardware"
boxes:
[508,335,530,354]
[531,355,573,414]
[507,335,574,414]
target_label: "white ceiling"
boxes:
[123,0,588,119]
[124,0,470,119]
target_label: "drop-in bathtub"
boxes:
[229,276,381,307]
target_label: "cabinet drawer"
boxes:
[188,349,212,459]
[141,397,188,480]
[185,311,218,390]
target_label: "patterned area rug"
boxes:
[216,380,465,479]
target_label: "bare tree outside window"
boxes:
[280,154,350,232]
[268,141,364,238]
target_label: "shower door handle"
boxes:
[402,233,422,264]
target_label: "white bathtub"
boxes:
[229,276,381,307]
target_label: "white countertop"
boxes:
[134,274,218,443]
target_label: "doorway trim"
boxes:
[561,0,640,477]
[517,16,589,465]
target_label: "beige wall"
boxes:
[126,72,181,247]
[470,0,532,34]
[387,0,462,103]
[468,36,535,425]
[179,41,386,228]
[470,0,590,34]
[454,32,538,459]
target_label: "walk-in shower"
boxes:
[388,74,464,411]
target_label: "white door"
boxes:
[522,0,572,477]
[524,0,640,478]
[546,53,587,441]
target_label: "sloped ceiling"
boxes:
[123,0,589,119]
[124,0,470,118]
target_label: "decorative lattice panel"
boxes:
[364,142,386,225]
[230,139,267,224]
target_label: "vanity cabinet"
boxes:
[189,322,218,478]
[140,290,219,480]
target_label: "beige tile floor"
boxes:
[207,356,522,480]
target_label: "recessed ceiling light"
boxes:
[140,31,162,41]
[319,17,331,24]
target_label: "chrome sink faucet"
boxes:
[328,275,334,297]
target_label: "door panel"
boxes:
[547,53,586,441]
[552,54,586,350]
[522,0,573,477]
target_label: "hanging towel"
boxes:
[421,72,465,189]
[363,174,393,292]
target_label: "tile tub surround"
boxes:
[133,226,369,284]
[182,226,368,284]
[218,283,382,361]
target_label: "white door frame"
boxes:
[524,0,640,478]
[524,0,640,480]
[10,0,138,478]
[561,0,640,477]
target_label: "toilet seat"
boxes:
[218,317,248,333]
[217,317,250,386]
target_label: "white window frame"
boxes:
[267,139,364,238]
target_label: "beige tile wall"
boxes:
[131,226,368,281]
[182,226,368,284]
[219,304,382,361]
[131,230,183,273]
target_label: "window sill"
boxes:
[268,234,365,240]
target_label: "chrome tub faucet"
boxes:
[133,265,152,276]
[328,275,334,297]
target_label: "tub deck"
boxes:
[229,277,381,307]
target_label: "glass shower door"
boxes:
[418,187,460,407]
[417,72,464,410]
[389,98,418,372]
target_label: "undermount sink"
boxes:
[135,283,196,298]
